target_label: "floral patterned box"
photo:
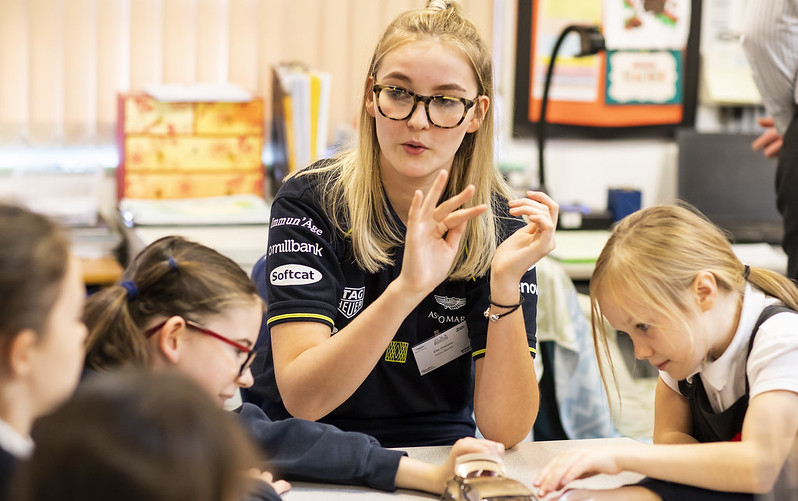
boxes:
[117,93,265,199]
[122,171,264,199]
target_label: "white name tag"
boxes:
[412,321,471,376]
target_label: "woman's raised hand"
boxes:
[491,191,558,288]
[399,170,487,298]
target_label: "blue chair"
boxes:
[241,254,271,406]
[249,253,270,350]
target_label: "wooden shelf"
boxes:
[80,256,123,286]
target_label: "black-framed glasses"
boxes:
[372,83,478,129]
[145,318,256,377]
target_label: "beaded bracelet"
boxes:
[483,294,525,323]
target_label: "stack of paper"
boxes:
[271,62,332,183]
[144,83,253,103]
[119,194,271,227]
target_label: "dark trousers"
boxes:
[777,110,798,280]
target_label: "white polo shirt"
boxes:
[661,284,798,413]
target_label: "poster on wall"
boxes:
[530,0,603,103]
[606,50,683,105]
[527,0,693,127]
[603,0,691,49]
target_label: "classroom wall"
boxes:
[502,137,678,210]
[494,2,678,210]
[0,0,713,212]
[0,0,494,148]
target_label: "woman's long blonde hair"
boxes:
[294,0,511,280]
[590,204,798,398]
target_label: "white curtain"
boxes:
[0,0,494,150]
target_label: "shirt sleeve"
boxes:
[740,0,798,134]
[748,312,798,398]
[237,403,406,491]
[265,184,344,330]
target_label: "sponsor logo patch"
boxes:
[338,286,365,318]
[270,216,323,235]
[434,295,466,310]
[270,264,322,286]
[428,312,466,324]
[268,239,323,257]
[385,341,409,363]
[519,281,538,295]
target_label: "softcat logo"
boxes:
[270,264,322,286]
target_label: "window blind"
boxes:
[0,0,493,149]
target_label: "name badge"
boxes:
[412,321,471,376]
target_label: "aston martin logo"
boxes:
[434,295,466,310]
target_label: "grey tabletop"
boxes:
[284,437,645,500]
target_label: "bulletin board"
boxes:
[513,0,702,138]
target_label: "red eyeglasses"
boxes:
[145,318,256,377]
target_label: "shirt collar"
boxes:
[699,283,771,391]
[0,418,34,459]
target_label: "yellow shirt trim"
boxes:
[267,313,335,326]
[471,346,536,358]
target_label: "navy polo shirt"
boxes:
[248,167,538,447]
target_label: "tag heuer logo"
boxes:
[435,295,466,310]
[338,286,365,318]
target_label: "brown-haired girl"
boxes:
[13,370,264,501]
[84,235,504,497]
[0,204,87,501]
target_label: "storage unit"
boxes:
[117,93,265,199]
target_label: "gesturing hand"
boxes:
[752,117,783,159]
[399,169,487,298]
[490,191,559,287]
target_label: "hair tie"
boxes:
[167,257,177,271]
[120,280,139,301]
[743,264,750,280]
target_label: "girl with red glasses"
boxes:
[83,235,503,500]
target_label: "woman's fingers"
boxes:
[440,204,487,237]
[420,169,451,214]
[407,170,484,239]
[434,183,476,219]
[509,191,559,227]
[406,189,424,225]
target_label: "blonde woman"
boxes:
[248,0,558,448]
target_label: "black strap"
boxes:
[743,304,795,394]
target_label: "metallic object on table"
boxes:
[441,453,537,501]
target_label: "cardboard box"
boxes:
[117,93,265,199]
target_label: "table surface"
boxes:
[284,438,643,500]
[551,230,788,281]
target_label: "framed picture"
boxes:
[513,0,702,138]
